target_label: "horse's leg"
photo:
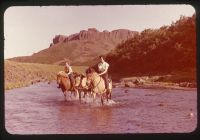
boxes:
[101,95,104,105]
[83,90,87,98]
[106,89,111,101]
[105,92,109,102]
[103,88,108,102]
[78,89,81,102]
[93,92,96,102]
[109,91,112,99]
[75,89,79,100]
[70,91,73,97]
[72,91,76,96]
[71,91,77,100]
[63,91,67,101]
[68,91,72,100]
[90,91,93,98]
[108,82,112,99]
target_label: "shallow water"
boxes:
[5,82,197,134]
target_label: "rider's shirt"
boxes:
[65,63,73,75]
[98,61,109,73]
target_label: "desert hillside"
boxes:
[5,60,87,90]
[9,28,138,65]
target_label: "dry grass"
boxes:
[4,60,87,90]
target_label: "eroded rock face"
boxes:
[53,35,67,44]
[52,28,138,44]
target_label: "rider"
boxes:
[64,58,76,90]
[97,55,110,94]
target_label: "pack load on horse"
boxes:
[74,73,92,98]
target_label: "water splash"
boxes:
[64,92,117,107]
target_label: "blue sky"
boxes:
[4,5,195,59]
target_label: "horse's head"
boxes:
[57,72,61,85]
[57,71,68,85]
[86,71,99,87]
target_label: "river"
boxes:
[5,81,197,134]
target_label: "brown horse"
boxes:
[57,71,80,100]
[86,70,112,105]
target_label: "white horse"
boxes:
[86,70,112,105]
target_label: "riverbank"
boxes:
[5,60,196,90]
[4,60,87,90]
[113,75,197,90]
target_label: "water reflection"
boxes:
[88,107,113,132]
[56,100,113,133]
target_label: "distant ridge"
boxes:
[9,28,138,65]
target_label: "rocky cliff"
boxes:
[52,28,136,44]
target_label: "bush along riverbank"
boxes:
[106,14,196,90]
[4,60,87,90]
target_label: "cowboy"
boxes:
[97,55,110,93]
[64,59,76,90]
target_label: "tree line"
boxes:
[105,14,196,80]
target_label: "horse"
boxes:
[86,69,112,105]
[57,71,80,101]
[74,73,92,98]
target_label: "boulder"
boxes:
[124,81,136,88]
[188,82,197,88]
[132,78,144,85]
[179,82,190,87]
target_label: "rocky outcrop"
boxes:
[111,29,136,40]
[52,28,138,45]
[53,35,67,44]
